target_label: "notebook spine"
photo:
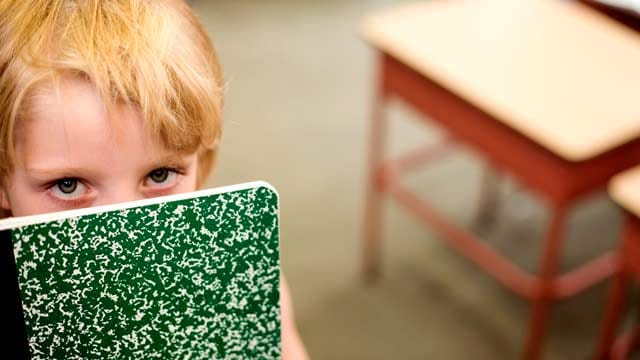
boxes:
[0,229,30,359]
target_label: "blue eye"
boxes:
[49,178,87,200]
[58,179,78,194]
[145,167,178,188]
[149,168,169,183]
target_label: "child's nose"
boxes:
[100,189,145,206]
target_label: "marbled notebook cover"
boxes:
[0,182,281,359]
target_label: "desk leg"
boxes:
[524,205,568,360]
[362,85,388,282]
[595,220,633,360]
[596,272,630,360]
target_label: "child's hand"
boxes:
[281,274,310,360]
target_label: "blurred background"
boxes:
[194,1,637,359]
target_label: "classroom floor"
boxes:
[195,1,632,358]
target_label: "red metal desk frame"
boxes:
[597,215,640,359]
[362,52,640,359]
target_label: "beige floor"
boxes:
[194,1,632,359]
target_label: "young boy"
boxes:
[0,0,308,358]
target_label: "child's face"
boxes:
[0,77,199,217]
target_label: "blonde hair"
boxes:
[0,0,224,188]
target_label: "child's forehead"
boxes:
[29,77,105,118]
[15,83,194,174]
[17,77,181,157]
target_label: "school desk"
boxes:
[580,0,640,32]
[596,166,640,359]
[360,1,640,359]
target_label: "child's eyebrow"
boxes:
[24,154,192,178]
[24,166,100,179]
[148,154,192,168]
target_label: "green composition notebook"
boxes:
[0,181,281,359]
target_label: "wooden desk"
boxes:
[581,0,640,33]
[361,1,640,358]
[597,167,640,359]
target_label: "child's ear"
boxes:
[0,183,11,211]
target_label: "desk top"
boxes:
[610,165,640,217]
[589,0,640,14]
[362,0,640,161]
